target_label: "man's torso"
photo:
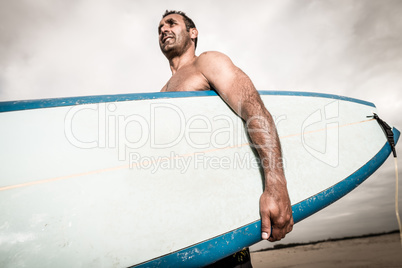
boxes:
[162,57,212,92]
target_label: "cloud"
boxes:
[2,1,401,107]
[0,0,170,100]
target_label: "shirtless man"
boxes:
[158,10,293,266]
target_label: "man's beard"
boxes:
[160,32,192,59]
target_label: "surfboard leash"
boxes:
[367,113,401,247]
[395,157,401,248]
[367,113,396,157]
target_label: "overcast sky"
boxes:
[1,0,401,249]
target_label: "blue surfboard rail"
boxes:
[132,128,399,268]
[0,90,375,113]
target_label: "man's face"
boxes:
[158,14,192,57]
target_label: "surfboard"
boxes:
[0,91,399,267]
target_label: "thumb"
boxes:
[261,214,272,240]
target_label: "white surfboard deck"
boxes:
[0,91,399,267]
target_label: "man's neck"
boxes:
[168,48,196,74]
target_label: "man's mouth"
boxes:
[162,35,174,44]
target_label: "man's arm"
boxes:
[197,51,293,241]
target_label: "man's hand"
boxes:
[259,176,293,242]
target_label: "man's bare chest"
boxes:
[165,67,211,92]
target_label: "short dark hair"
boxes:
[162,10,198,49]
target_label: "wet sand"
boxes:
[250,233,402,268]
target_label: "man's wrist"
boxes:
[265,169,286,182]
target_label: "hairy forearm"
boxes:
[207,63,287,188]
[238,87,286,189]
[246,107,286,187]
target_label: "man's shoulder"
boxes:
[198,51,230,60]
[196,51,234,68]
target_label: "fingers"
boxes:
[260,212,271,240]
[268,216,294,242]
[259,191,294,242]
[268,226,287,242]
[262,232,269,240]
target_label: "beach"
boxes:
[250,233,402,268]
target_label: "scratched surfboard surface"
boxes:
[0,91,398,267]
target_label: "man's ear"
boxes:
[190,28,198,39]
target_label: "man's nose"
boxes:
[160,25,169,34]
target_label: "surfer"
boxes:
[158,10,294,266]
